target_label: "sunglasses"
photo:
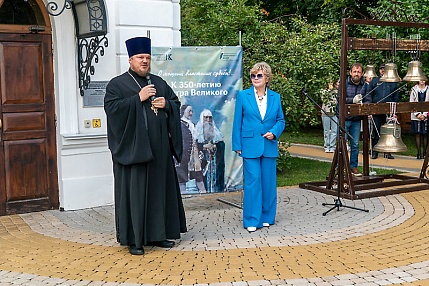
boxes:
[250,73,264,80]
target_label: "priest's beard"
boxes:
[203,122,214,142]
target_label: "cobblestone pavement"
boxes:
[1,144,429,285]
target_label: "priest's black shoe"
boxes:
[147,240,175,248]
[129,245,144,255]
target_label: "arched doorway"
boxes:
[0,0,59,215]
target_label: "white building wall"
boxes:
[48,0,182,210]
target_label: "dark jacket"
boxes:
[368,76,399,103]
[338,76,369,121]
[104,70,183,165]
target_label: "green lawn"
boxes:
[277,156,399,187]
[280,127,419,158]
[277,126,404,187]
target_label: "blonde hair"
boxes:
[250,62,273,86]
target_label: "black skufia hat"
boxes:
[125,37,151,57]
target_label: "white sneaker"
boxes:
[262,223,270,227]
[247,227,256,232]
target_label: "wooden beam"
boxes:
[347,101,429,116]
[344,18,429,29]
[348,37,429,51]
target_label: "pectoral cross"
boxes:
[151,105,158,116]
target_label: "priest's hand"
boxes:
[138,84,156,102]
[152,97,166,109]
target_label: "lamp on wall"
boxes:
[46,0,108,95]
[72,0,107,38]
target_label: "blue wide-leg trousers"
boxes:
[242,156,277,228]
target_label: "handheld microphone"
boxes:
[146,74,156,101]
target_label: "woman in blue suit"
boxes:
[232,62,285,232]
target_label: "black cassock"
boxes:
[104,69,187,248]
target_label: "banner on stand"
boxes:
[151,46,243,194]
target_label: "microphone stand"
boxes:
[302,88,369,216]
[302,88,351,139]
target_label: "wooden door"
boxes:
[0,33,58,215]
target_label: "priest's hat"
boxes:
[125,37,151,57]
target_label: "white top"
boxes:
[254,87,267,119]
[410,84,429,120]
[181,117,196,139]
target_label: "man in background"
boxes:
[195,109,225,192]
[367,63,399,159]
[343,63,370,176]
[177,104,207,194]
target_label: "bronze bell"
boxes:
[380,63,402,82]
[363,65,377,79]
[373,123,407,153]
[402,60,428,82]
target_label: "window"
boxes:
[0,0,45,25]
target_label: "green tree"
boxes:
[181,0,261,47]
[180,0,429,131]
[181,0,341,131]
[365,0,429,77]
[245,0,378,24]
[246,17,341,130]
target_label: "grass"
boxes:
[280,127,325,146]
[280,126,419,157]
[277,126,405,187]
[277,156,399,187]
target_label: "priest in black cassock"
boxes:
[104,37,187,255]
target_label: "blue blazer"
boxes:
[232,87,285,158]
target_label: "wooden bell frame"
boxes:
[300,18,429,199]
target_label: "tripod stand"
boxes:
[302,88,369,216]
[321,129,369,216]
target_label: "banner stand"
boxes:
[151,41,243,207]
[217,195,242,209]
[216,31,244,209]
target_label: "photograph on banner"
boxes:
[151,46,243,194]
